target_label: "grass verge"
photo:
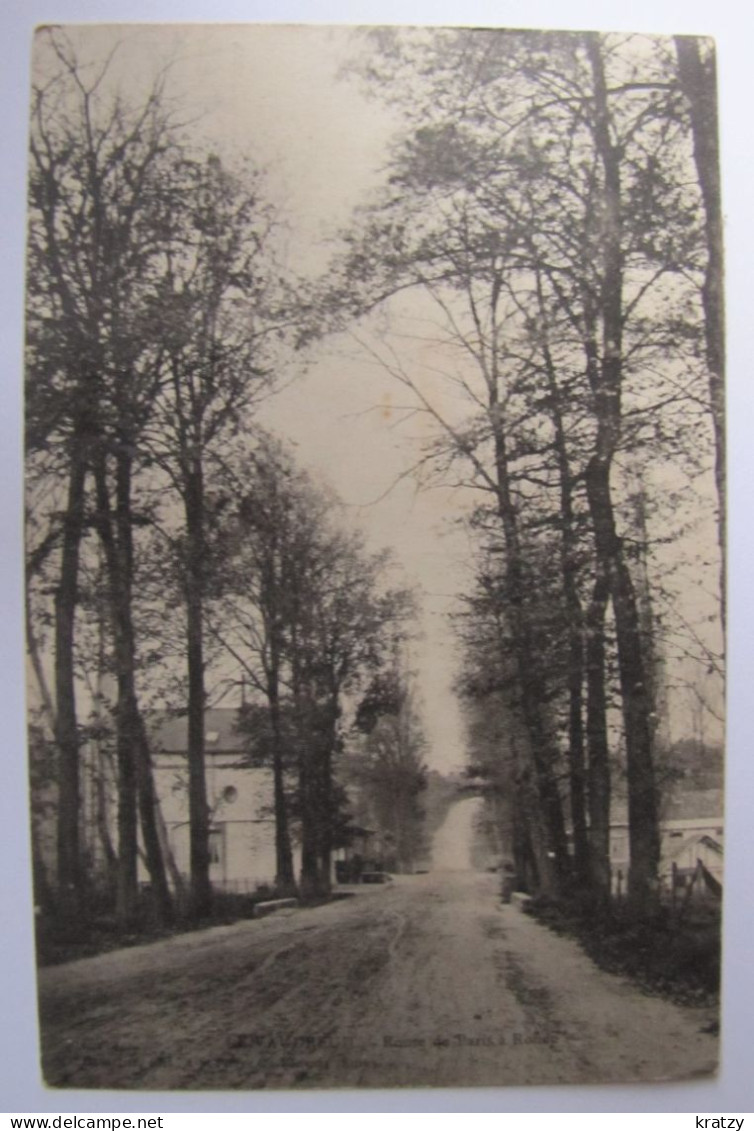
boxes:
[35,884,281,966]
[523,895,721,1009]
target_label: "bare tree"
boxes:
[142,154,283,916]
[674,36,726,631]
[26,29,177,918]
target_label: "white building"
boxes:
[609,788,723,897]
[148,707,297,893]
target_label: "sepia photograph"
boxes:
[18,13,733,1098]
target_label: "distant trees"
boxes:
[213,445,304,894]
[349,668,428,873]
[217,442,417,898]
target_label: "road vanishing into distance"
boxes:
[38,798,717,1091]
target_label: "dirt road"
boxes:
[39,804,718,1090]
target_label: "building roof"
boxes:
[149,708,248,754]
[665,832,724,865]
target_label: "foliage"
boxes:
[347,668,428,872]
[525,895,721,1004]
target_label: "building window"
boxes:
[208,826,224,866]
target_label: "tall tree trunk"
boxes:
[585,458,660,908]
[585,565,611,901]
[93,451,172,925]
[316,707,338,894]
[511,760,541,895]
[25,591,57,726]
[93,749,118,894]
[489,405,570,892]
[91,595,118,895]
[53,454,87,915]
[113,686,138,923]
[268,681,296,894]
[184,463,212,918]
[289,593,329,899]
[264,557,296,893]
[134,716,173,920]
[31,821,56,916]
[298,752,320,899]
[586,34,660,910]
[154,796,185,903]
[674,36,726,633]
[92,455,137,926]
[537,306,589,886]
[289,621,316,899]
[611,547,661,904]
[566,630,588,886]
[114,454,172,919]
[296,696,334,900]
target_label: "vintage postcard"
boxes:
[25,23,724,1091]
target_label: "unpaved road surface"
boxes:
[39,810,718,1090]
[431,794,479,871]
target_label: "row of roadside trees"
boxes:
[25,28,418,930]
[324,28,725,909]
